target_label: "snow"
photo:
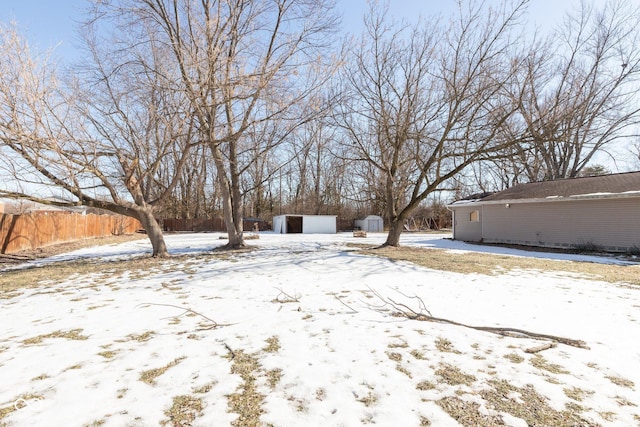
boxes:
[1,232,639,426]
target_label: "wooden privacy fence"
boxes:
[0,211,141,254]
[162,217,270,232]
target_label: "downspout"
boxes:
[446,205,455,240]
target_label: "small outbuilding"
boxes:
[447,171,640,253]
[272,214,337,234]
[354,215,384,232]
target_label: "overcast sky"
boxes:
[1,0,580,62]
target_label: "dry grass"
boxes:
[356,245,640,285]
[0,393,44,423]
[266,369,283,389]
[22,328,88,345]
[436,396,504,426]
[162,395,203,427]
[606,375,635,389]
[0,236,250,297]
[227,350,265,427]
[481,379,599,426]
[435,364,477,386]
[262,336,281,353]
[139,357,186,385]
[416,380,436,391]
[529,354,569,375]
[435,337,460,354]
[503,352,525,363]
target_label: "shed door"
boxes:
[286,216,303,233]
[368,219,380,232]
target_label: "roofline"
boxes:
[447,190,640,208]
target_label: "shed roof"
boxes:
[452,171,640,205]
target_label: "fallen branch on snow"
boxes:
[137,302,227,330]
[271,288,301,303]
[366,287,590,350]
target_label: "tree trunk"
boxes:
[137,209,169,257]
[383,218,404,247]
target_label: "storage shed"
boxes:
[272,214,337,234]
[447,171,640,253]
[354,215,384,232]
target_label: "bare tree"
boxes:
[0,22,193,257]
[509,0,640,180]
[96,0,340,248]
[335,1,526,246]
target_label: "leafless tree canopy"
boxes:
[334,1,527,246]
[2,0,640,250]
[94,0,341,248]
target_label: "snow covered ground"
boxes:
[1,232,639,426]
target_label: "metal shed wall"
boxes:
[272,215,337,234]
[354,215,384,232]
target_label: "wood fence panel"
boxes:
[0,212,142,254]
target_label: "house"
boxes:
[272,214,337,234]
[354,215,384,232]
[447,171,640,252]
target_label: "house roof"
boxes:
[451,171,640,205]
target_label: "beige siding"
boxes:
[481,198,640,252]
[452,206,483,242]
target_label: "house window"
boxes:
[469,210,479,222]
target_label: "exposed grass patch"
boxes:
[0,393,44,422]
[357,391,378,407]
[386,351,402,362]
[64,363,83,371]
[435,364,476,386]
[193,382,216,394]
[436,396,504,427]
[121,331,155,343]
[481,379,598,426]
[262,336,281,353]
[22,328,88,345]
[419,415,431,426]
[227,350,265,427]
[266,368,283,389]
[395,363,413,378]
[139,357,186,385]
[435,337,460,354]
[503,352,524,363]
[31,374,49,381]
[529,354,569,374]
[416,380,436,391]
[98,350,118,359]
[161,395,203,427]
[0,237,249,296]
[388,341,409,349]
[564,386,593,402]
[410,349,427,360]
[606,375,635,388]
[356,245,640,285]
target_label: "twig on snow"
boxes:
[272,288,301,303]
[137,302,222,330]
[331,293,358,313]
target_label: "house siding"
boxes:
[451,206,483,242]
[480,198,640,252]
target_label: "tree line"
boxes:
[1,0,639,255]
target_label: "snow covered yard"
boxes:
[1,232,639,426]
